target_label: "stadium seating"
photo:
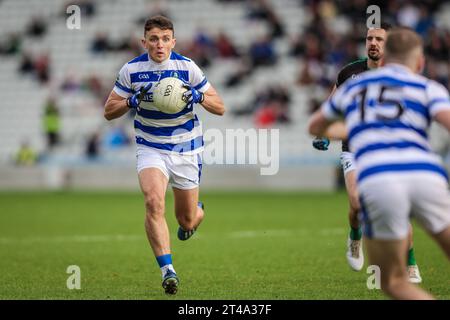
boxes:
[0,0,449,173]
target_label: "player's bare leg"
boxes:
[430,226,450,259]
[344,170,364,271]
[173,187,204,241]
[139,168,169,256]
[365,237,434,300]
[407,224,422,283]
[139,168,178,294]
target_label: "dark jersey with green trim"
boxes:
[335,58,369,152]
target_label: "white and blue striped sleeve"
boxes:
[321,85,346,120]
[189,61,210,93]
[113,64,133,98]
[427,80,450,118]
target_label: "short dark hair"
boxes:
[380,22,392,32]
[368,21,392,32]
[144,15,174,36]
[385,27,423,61]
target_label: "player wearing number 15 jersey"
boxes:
[309,27,450,299]
[313,24,421,282]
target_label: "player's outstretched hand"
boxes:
[182,85,204,106]
[127,83,152,109]
[312,137,330,151]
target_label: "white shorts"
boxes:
[358,173,450,240]
[340,151,356,175]
[136,146,203,190]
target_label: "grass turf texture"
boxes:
[0,191,449,300]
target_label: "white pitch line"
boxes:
[0,234,142,245]
[0,228,345,245]
[228,228,345,239]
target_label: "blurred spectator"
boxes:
[225,59,252,88]
[110,35,143,56]
[297,60,325,86]
[26,16,47,37]
[61,70,82,92]
[254,103,277,128]
[182,30,216,68]
[18,52,35,74]
[80,0,96,17]
[35,53,50,84]
[91,32,112,53]
[216,32,240,58]
[84,74,105,100]
[86,131,101,159]
[75,0,96,17]
[397,1,420,29]
[234,84,291,126]
[136,0,171,25]
[297,61,316,86]
[18,51,50,83]
[104,125,130,149]
[249,35,277,68]
[0,33,22,55]
[266,8,285,39]
[425,28,447,62]
[245,0,285,39]
[14,142,38,166]
[254,100,290,128]
[246,0,272,20]
[43,98,61,150]
[415,4,434,37]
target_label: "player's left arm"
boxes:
[200,85,225,116]
[186,60,225,116]
[428,81,450,133]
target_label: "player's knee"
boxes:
[144,194,165,217]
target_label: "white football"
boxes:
[152,77,189,114]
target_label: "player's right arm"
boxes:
[308,81,349,138]
[104,91,129,121]
[104,63,136,121]
[312,84,345,150]
[104,83,152,120]
[319,84,347,139]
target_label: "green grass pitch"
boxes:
[0,191,449,299]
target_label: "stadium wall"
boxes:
[0,165,338,191]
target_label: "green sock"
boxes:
[349,227,362,240]
[407,248,417,266]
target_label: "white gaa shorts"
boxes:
[358,173,450,240]
[340,152,356,175]
[136,146,203,190]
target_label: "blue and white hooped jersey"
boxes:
[322,63,450,184]
[113,51,210,155]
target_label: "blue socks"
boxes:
[156,254,175,278]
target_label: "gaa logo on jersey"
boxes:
[138,73,150,80]
[351,74,361,80]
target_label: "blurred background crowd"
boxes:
[0,0,449,173]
